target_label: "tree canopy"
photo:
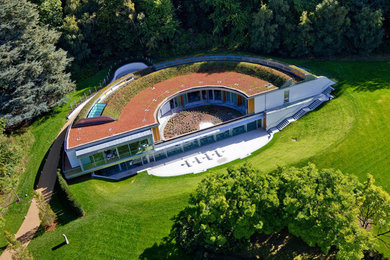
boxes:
[0,0,74,129]
[170,163,390,259]
[27,0,388,66]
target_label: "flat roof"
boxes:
[67,72,276,149]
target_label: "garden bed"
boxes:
[163,105,243,139]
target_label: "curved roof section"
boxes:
[67,72,275,149]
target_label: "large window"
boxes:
[104,148,118,163]
[93,152,105,166]
[118,144,131,158]
[208,90,213,100]
[247,121,257,132]
[202,90,207,100]
[231,93,237,105]
[167,145,183,157]
[80,156,94,170]
[226,92,231,102]
[232,125,246,136]
[216,130,230,141]
[183,140,199,152]
[188,91,201,103]
[154,151,167,161]
[214,90,222,101]
[200,135,215,146]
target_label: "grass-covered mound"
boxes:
[102,61,291,119]
[26,60,390,259]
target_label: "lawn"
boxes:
[0,67,111,251]
[25,59,390,259]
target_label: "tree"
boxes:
[35,191,57,229]
[349,7,384,54]
[136,0,179,55]
[170,164,282,253]
[0,0,74,129]
[276,164,369,259]
[171,163,377,259]
[358,174,390,247]
[37,0,64,27]
[292,11,315,57]
[267,0,296,56]
[250,4,278,54]
[311,0,350,56]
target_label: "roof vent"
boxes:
[181,84,185,87]
[234,83,239,86]
[153,99,157,102]
[109,128,113,131]
[151,86,155,90]
[217,80,222,84]
[199,81,203,84]
[76,137,81,141]
[142,118,146,122]
[265,83,273,88]
[145,108,149,112]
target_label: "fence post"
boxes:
[74,101,77,107]
[79,96,82,103]
[94,86,97,92]
[84,93,87,99]
[70,104,73,110]
[89,89,91,95]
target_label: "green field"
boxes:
[16,59,390,258]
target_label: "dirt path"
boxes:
[0,118,74,260]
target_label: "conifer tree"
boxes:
[0,0,74,128]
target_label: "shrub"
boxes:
[56,169,85,217]
[35,191,57,229]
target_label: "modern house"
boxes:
[63,56,335,179]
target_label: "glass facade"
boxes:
[216,130,230,141]
[79,136,152,171]
[214,90,222,101]
[183,140,199,151]
[188,91,201,103]
[232,125,246,136]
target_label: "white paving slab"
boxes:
[147,129,272,177]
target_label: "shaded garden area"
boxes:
[163,105,243,139]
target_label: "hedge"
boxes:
[56,170,84,217]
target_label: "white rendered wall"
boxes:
[253,76,334,113]
[66,150,80,168]
[289,76,333,103]
[265,98,314,129]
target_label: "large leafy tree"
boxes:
[311,0,350,56]
[170,163,383,259]
[276,164,369,259]
[170,164,282,253]
[136,0,179,55]
[349,7,384,54]
[250,4,277,54]
[358,174,390,246]
[0,0,74,128]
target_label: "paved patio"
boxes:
[148,129,272,177]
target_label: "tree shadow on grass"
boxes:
[140,229,336,260]
[139,238,190,260]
